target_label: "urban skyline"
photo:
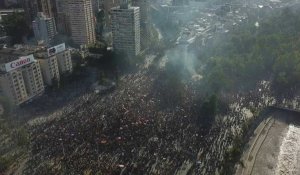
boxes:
[2,0,300,175]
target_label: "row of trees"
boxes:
[197,7,300,96]
[0,12,30,44]
[190,6,300,174]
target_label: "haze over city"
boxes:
[1,0,300,175]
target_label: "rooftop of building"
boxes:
[0,45,46,64]
[34,51,49,59]
[33,12,54,21]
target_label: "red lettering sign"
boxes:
[10,57,31,68]
[5,55,34,72]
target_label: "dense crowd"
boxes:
[23,69,205,175]
[20,63,296,175]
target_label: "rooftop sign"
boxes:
[5,54,35,72]
[47,43,66,57]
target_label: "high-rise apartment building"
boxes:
[37,0,54,18]
[111,1,141,57]
[55,0,71,35]
[99,0,120,28]
[0,43,73,105]
[0,49,44,105]
[23,0,56,26]
[132,0,150,49]
[36,52,60,86]
[36,43,72,85]
[68,0,96,46]
[91,0,99,14]
[132,0,149,22]
[55,48,72,74]
[23,0,38,26]
[32,12,57,44]
[48,43,73,75]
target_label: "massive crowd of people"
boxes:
[22,69,204,174]
[19,63,298,175]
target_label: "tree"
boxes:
[0,156,11,173]
[198,94,218,129]
[0,12,29,44]
[271,51,300,94]
[88,41,107,54]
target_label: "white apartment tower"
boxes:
[111,1,141,57]
[32,12,57,44]
[132,0,150,49]
[36,43,73,86]
[56,50,72,75]
[0,51,44,105]
[36,53,60,86]
[68,0,96,46]
[55,0,71,35]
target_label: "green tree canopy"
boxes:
[0,12,29,44]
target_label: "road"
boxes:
[241,117,275,175]
[236,108,300,175]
